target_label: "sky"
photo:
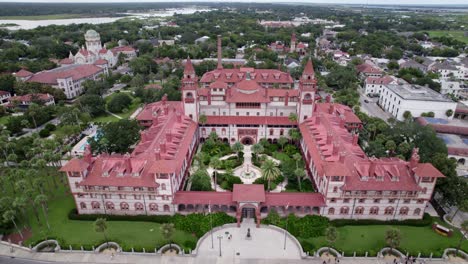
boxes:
[0,0,467,5]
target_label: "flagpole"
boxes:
[209,201,214,249]
[283,203,289,250]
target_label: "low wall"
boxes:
[94,242,121,253]
[157,243,182,254]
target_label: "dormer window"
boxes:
[103,172,109,177]
[117,172,124,177]
[132,172,140,177]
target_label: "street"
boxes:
[358,88,392,122]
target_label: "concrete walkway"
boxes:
[196,219,301,260]
[0,241,456,264]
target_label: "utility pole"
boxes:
[217,235,223,257]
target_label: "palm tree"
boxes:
[288,129,302,145]
[288,113,298,123]
[35,194,50,230]
[3,210,23,239]
[278,136,288,151]
[199,114,207,125]
[13,196,30,227]
[294,168,306,191]
[160,223,175,249]
[231,142,243,161]
[94,218,109,248]
[385,228,401,256]
[209,157,222,191]
[325,226,338,253]
[456,220,468,256]
[251,143,264,162]
[261,160,281,191]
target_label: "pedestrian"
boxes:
[111,252,114,260]
[336,259,340,263]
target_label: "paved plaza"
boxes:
[196,219,302,259]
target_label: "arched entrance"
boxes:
[241,136,254,145]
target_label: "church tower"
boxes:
[290,33,297,53]
[297,58,317,122]
[182,57,199,122]
[84,30,102,55]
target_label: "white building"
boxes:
[379,84,457,121]
[364,75,398,95]
[24,64,106,99]
[439,80,464,97]
[0,91,11,105]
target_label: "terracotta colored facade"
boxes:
[61,40,445,224]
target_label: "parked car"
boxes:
[364,99,369,103]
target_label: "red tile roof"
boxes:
[200,68,293,85]
[15,69,33,77]
[265,193,325,207]
[184,57,195,74]
[173,191,235,205]
[94,59,108,65]
[27,64,104,85]
[59,58,74,65]
[232,184,265,202]
[0,91,10,96]
[303,59,315,75]
[299,102,443,192]
[365,75,396,85]
[9,93,53,103]
[357,63,382,74]
[205,116,295,125]
[111,46,135,53]
[59,158,89,172]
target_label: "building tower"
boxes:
[84,30,102,55]
[297,59,317,122]
[290,33,297,53]
[217,35,223,70]
[182,57,199,122]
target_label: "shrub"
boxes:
[39,128,50,138]
[107,93,132,113]
[330,213,432,227]
[44,123,56,131]
[300,240,316,254]
[183,240,197,251]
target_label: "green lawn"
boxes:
[90,114,120,123]
[90,93,141,123]
[304,223,468,257]
[25,194,197,251]
[424,30,468,44]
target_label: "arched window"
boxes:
[120,202,129,210]
[202,128,206,136]
[340,207,349,215]
[149,203,158,211]
[161,183,166,191]
[186,92,193,99]
[269,129,274,136]
[413,208,421,216]
[328,208,335,215]
[355,206,364,215]
[370,207,379,215]
[91,202,100,209]
[222,128,226,136]
[80,202,87,209]
[384,207,394,215]
[163,204,170,212]
[399,207,409,215]
[333,186,338,193]
[211,128,216,132]
[280,129,284,136]
[304,93,311,100]
[135,202,144,211]
[106,202,115,210]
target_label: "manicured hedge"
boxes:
[330,213,432,227]
[68,209,173,223]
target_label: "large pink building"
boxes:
[61,38,445,226]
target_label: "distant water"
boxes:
[0,7,213,30]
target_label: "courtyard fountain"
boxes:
[240,164,256,179]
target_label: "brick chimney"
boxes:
[84,144,92,164]
[154,148,161,160]
[369,159,376,177]
[315,115,320,125]
[339,151,346,163]
[160,140,166,153]
[409,148,420,169]
[352,133,359,145]
[326,131,332,144]
[165,130,172,142]
[176,112,182,123]
[329,104,334,114]
[140,131,147,142]
[332,142,339,155]
[339,115,345,128]
[152,116,158,126]
[326,95,331,103]
[285,91,289,106]
[217,35,223,70]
